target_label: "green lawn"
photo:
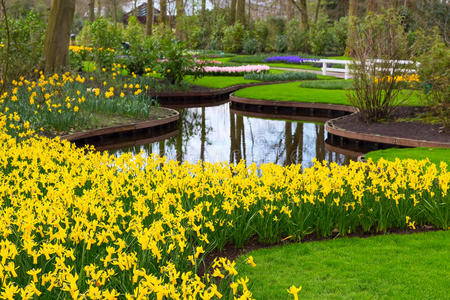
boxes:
[237,231,450,300]
[234,81,422,106]
[185,75,260,89]
[366,147,450,166]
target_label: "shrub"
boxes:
[274,34,288,53]
[253,20,269,52]
[328,17,348,56]
[156,35,202,84]
[0,12,45,84]
[244,71,317,81]
[223,23,245,53]
[308,16,332,56]
[347,10,415,122]
[417,38,450,131]
[286,18,308,53]
[243,36,259,55]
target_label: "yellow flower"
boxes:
[287,285,302,300]
[246,256,256,267]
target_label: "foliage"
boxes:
[416,38,450,131]
[244,71,317,82]
[0,131,448,298]
[0,12,45,84]
[347,10,416,122]
[156,34,201,84]
[243,36,259,55]
[308,16,332,56]
[274,34,288,53]
[75,18,122,68]
[286,18,308,53]
[0,68,158,136]
[229,54,267,64]
[253,20,269,53]
[223,22,245,53]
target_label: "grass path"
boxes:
[237,231,450,299]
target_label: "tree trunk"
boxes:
[146,0,153,35]
[175,0,184,39]
[314,0,321,23]
[289,0,309,30]
[42,0,75,74]
[88,0,95,22]
[201,0,206,23]
[97,0,102,17]
[367,0,378,13]
[112,0,117,26]
[230,0,236,25]
[346,0,358,56]
[236,0,245,25]
[160,0,167,25]
[133,0,138,16]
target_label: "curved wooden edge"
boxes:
[230,108,330,123]
[229,94,357,113]
[326,116,450,149]
[163,99,230,109]
[324,142,367,158]
[150,80,297,98]
[93,130,179,151]
[59,108,179,142]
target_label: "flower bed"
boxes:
[0,122,448,298]
[202,65,270,76]
[264,56,319,64]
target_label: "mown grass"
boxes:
[234,81,423,106]
[300,80,354,90]
[185,75,260,89]
[366,147,450,166]
[237,231,450,300]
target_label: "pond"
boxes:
[97,102,360,168]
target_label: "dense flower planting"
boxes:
[264,56,319,64]
[0,115,448,298]
[0,66,159,137]
[202,65,270,76]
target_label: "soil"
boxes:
[332,106,450,143]
[199,225,439,276]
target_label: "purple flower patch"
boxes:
[264,56,319,64]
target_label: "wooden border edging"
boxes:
[230,94,450,149]
[152,81,296,104]
[326,116,450,149]
[230,94,356,113]
[59,108,179,142]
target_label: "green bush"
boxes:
[308,16,332,55]
[223,23,245,53]
[0,12,44,83]
[328,17,348,56]
[244,71,317,82]
[417,38,450,131]
[286,18,308,53]
[156,34,201,84]
[274,34,288,53]
[243,36,259,55]
[229,55,267,64]
[253,20,269,52]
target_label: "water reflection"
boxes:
[107,102,354,167]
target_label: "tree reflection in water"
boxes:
[107,102,353,167]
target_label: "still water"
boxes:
[103,102,355,168]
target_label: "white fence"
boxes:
[319,59,418,80]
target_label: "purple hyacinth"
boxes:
[264,56,319,64]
